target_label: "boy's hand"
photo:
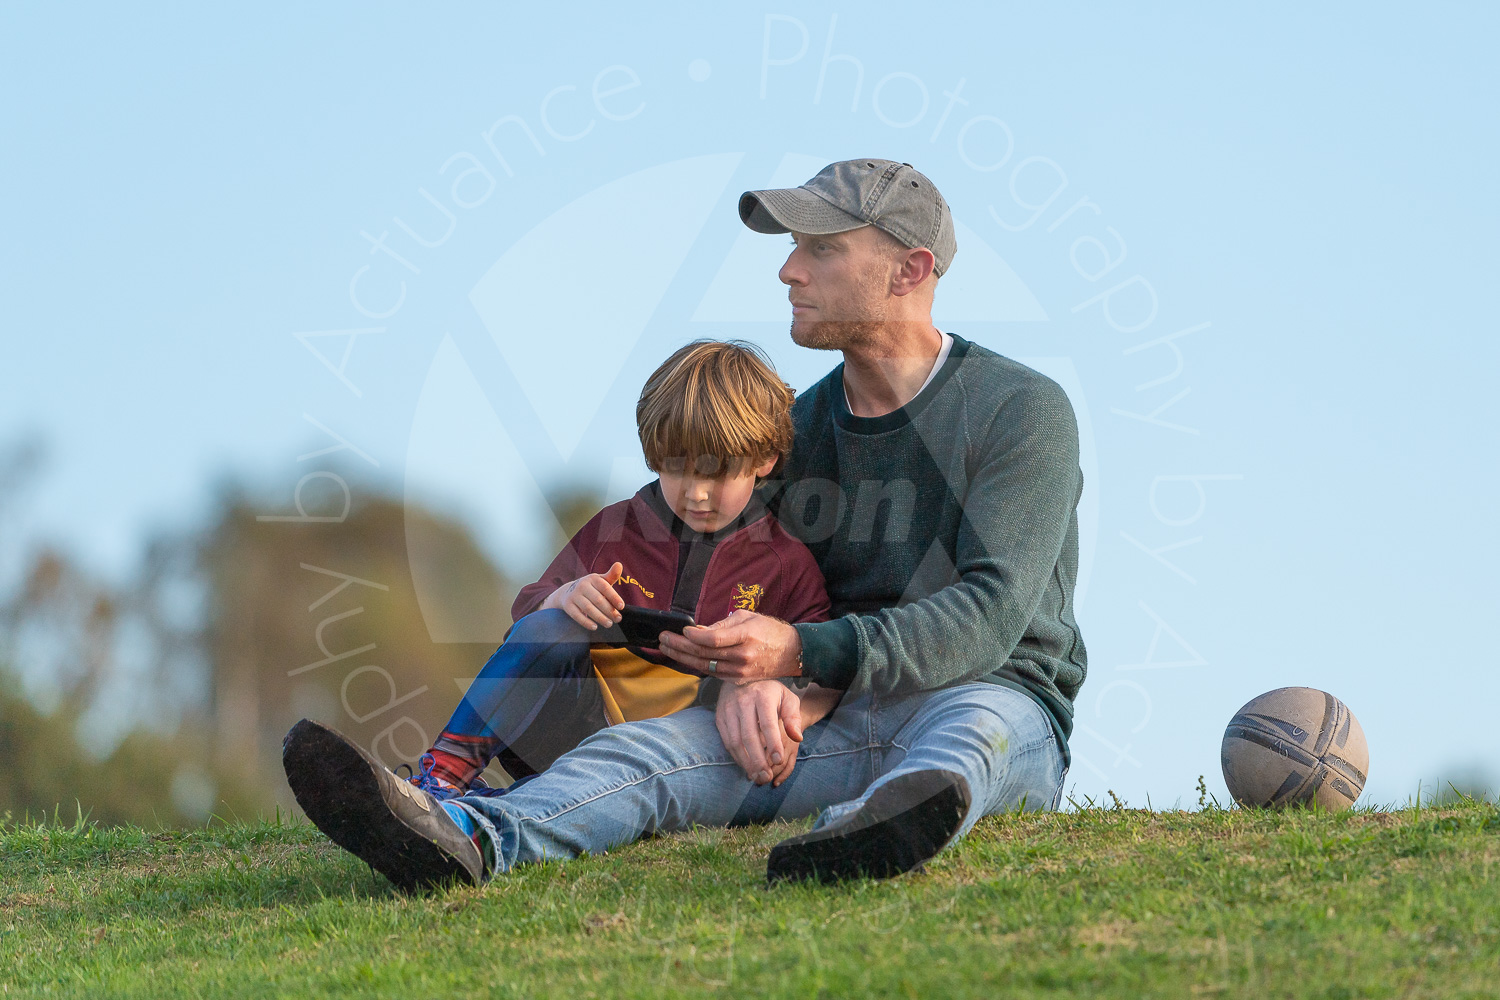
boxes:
[542,561,625,630]
[715,680,802,786]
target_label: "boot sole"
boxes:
[282,719,481,892]
[767,769,971,883]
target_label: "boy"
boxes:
[405,339,831,800]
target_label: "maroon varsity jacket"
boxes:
[511,481,831,723]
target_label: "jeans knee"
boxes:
[577,709,722,769]
[933,707,1020,764]
[509,608,589,645]
[951,688,1054,755]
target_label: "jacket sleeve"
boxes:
[795,377,1080,695]
[776,540,831,625]
[696,535,831,710]
[510,512,606,622]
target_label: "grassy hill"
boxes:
[2,797,1497,998]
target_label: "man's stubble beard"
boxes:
[788,256,895,352]
[788,318,885,352]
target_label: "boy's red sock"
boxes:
[424,747,481,788]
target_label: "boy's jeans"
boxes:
[434,609,614,781]
[453,680,1067,875]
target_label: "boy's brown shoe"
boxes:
[282,718,482,891]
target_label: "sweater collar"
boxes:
[832,332,970,434]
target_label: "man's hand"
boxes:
[539,562,625,630]
[658,609,802,680]
[715,680,802,786]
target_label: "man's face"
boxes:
[778,226,898,350]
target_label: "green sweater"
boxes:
[780,335,1087,763]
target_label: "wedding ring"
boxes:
[708,660,718,675]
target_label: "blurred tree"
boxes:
[142,475,522,802]
[546,485,607,550]
[0,678,263,826]
[1,548,117,718]
[0,435,259,826]
[0,437,127,726]
[0,436,618,823]
[0,434,45,607]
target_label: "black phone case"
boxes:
[590,606,696,648]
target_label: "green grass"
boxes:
[2,796,1498,999]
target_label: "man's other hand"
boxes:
[715,680,802,786]
[657,609,802,680]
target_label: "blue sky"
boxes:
[2,2,1497,806]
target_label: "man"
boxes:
[283,158,1087,888]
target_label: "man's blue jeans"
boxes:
[451,680,1067,875]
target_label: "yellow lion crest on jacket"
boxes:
[731,582,764,613]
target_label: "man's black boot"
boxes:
[767,769,971,883]
[282,718,483,892]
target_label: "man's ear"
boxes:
[890,247,936,297]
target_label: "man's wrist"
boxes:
[792,618,859,690]
[789,632,809,688]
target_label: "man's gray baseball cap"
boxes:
[738,159,957,276]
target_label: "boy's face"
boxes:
[658,455,778,534]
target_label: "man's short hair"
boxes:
[636,340,794,478]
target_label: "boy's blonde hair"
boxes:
[636,340,794,478]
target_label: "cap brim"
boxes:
[739,187,866,235]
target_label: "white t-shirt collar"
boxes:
[843,331,954,414]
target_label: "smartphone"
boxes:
[589,605,695,648]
